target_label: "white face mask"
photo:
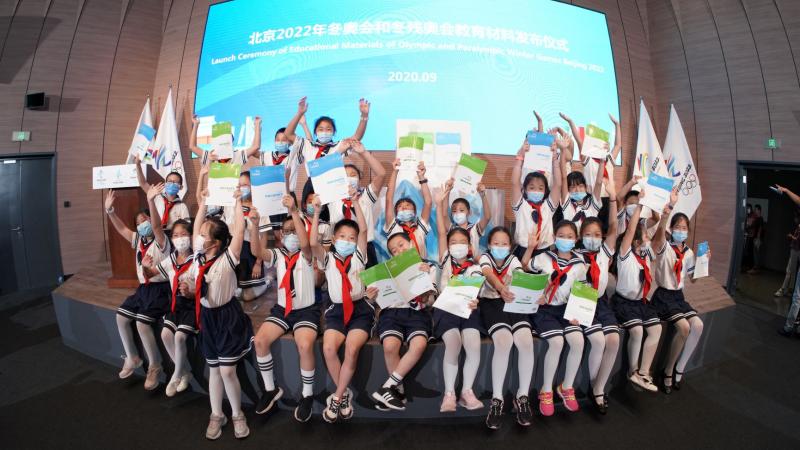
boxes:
[452,212,468,225]
[172,236,191,253]
[625,204,638,216]
[449,244,469,260]
[582,236,602,252]
[347,177,359,191]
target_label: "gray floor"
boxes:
[1,290,799,450]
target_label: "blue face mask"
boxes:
[569,191,587,203]
[452,212,468,225]
[316,132,333,144]
[206,206,222,217]
[397,209,416,223]
[282,234,300,253]
[490,246,510,260]
[672,230,688,243]
[306,205,315,216]
[137,221,153,238]
[240,186,251,199]
[555,237,576,253]
[334,239,356,256]
[275,142,290,153]
[164,182,180,197]
[525,191,545,203]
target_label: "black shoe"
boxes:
[371,386,405,411]
[778,328,794,338]
[395,386,407,405]
[593,394,607,415]
[661,372,673,395]
[255,387,283,415]
[513,396,532,427]
[294,396,313,423]
[674,371,684,391]
[486,398,504,430]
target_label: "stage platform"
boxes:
[53,262,735,419]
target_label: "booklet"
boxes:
[206,162,241,207]
[433,275,485,319]
[504,271,549,314]
[435,132,462,166]
[452,153,487,195]
[397,135,424,171]
[563,282,598,327]
[693,241,709,279]
[250,165,287,217]
[581,124,610,160]
[307,152,349,206]
[359,248,434,309]
[523,131,554,180]
[639,172,675,212]
[92,164,139,189]
[211,121,234,160]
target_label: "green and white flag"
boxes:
[582,124,610,160]
[452,153,487,195]
[206,162,241,207]
[360,248,433,309]
[433,275,485,319]
[212,121,234,160]
[563,282,599,327]
[504,271,549,314]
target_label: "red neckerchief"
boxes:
[273,152,288,165]
[161,196,177,227]
[342,199,353,220]
[335,254,354,324]
[585,251,601,290]
[545,256,574,304]
[170,254,194,313]
[526,199,543,229]
[400,221,420,254]
[592,157,609,178]
[314,143,331,160]
[281,251,301,316]
[451,256,475,276]
[491,257,512,282]
[671,244,686,285]
[193,253,221,329]
[634,252,652,302]
[137,237,154,285]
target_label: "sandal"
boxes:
[661,372,673,395]
[593,393,607,415]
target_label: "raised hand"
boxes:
[254,116,262,128]
[605,173,617,197]
[359,98,371,116]
[191,114,199,126]
[350,140,366,154]
[311,194,322,209]
[248,207,260,225]
[609,113,619,125]
[297,96,308,115]
[528,229,541,249]
[559,112,572,123]
[147,183,164,202]
[105,190,116,210]
[281,194,296,210]
[416,161,427,180]
[393,158,401,172]
[477,182,486,195]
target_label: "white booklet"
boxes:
[250,165,287,217]
[307,153,349,206]
[92,164,139,189]
[563,282,598,327]
[206,162,241,207]
[433,275,485,319]
[522,131,554,182]
[359,248,434,309]
[639,172,675,212]
[504,271,548,314]
[693,241,709,279]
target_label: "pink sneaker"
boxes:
[458,389,484,410]
[538,391,555,416]
[557,385,579,412]
[440,392,457,413]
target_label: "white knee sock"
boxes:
[594,333,620,395]
[116,315,139,360]
[241,285,267,301]
[257,354,275,391]
[220,365,243,416]
[490,330,514,400]
[441,329,462,393]
[563,332,585,389]
[640,325,662,375]
[626,326,644,374]
[301,369,315,397]
[541,336,564,393]
[208,367,225,417]
[136,321,162,367]
[675,317,704,380]
[586,332,606,382]
[513,328,535,397]
[161,329,176,364]
[461,329,481,392]
[174,332,190,380]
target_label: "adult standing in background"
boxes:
[774,186,800,337]
[746,205,765,274]
[775,209,800,297]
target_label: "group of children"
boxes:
[105,98,707,440]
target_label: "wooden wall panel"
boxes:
[775,0,800,94]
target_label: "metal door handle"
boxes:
[11,226,21,231]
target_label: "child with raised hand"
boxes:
[559,112,622,196]
[480,226,535,430]
[141,183,196,398]
[368,232,438,411]
[383,160,433,259]
[104,189,171,391]
[611,203,661,394]
[191,114,262,166]
[438,177,490,257]
[511,132,563,258]
[650,188,705,394]
[328,139,387,267]
[134,154,189,232]
[577,174,620,414]
[311,190,373,423]
[559,128,604,230]
[616,176,661,237]
[249,195,320,422]
[522,220,587,417]
[432,189,483,413]
[189,186,254,440]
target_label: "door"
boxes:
[0,155,62,295]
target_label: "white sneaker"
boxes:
[165,379,179,397]
[232,413,249,439]
[177,372,193,393]
[774,289,785,297]
[205,414,227,440]
[144,365,162,391]
[118,356,142,379]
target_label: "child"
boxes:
[310,192,374,423]
[134,155,189,232]
[651,193,705,394]
[480,226,535,429]
[616,177,661,237]
[611,204,662,393]
[522,220,587,416]
[383,160,432,259]
[368,232,438,411]
[578,174,620,413]
[560,134,604,230]
[104,190,171,390]
[437,177,490,257]
[433,196,483,413]
[328,139,386,267]
[141,184,196,398]
[187,188,253,440]
[511,133,564,257]
[250,195,319,422]
[558,112,622,198]
[191,115,261,166]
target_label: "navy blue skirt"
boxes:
[200,299,254,367]
[117,282,171,324]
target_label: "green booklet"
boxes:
[504,271,549,314]
[433,275,485,319]
[206,162,241,207]
[563,282,599,327]
[359,248,433,309]
[582,124,610,160]
[211,121,233,159]
[452,153,487,195]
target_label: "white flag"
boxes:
[663,105,701,219]
[125,98,154,164]
[150,88,187,198]
[632,99,668,180]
